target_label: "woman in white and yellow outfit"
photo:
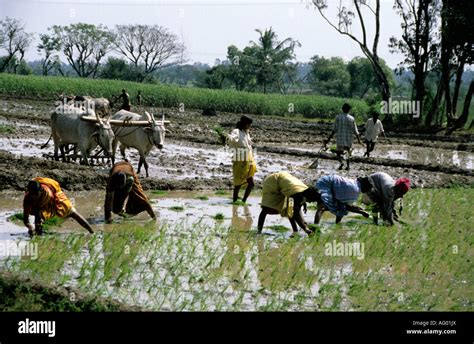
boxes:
[227,115,257,203]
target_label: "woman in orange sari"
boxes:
[23,177,93,235]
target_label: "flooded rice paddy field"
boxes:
[1,188,472,311]
[0,97,473,311]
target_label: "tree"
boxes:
[50,23,114,78]
[389,0,441,124]
[308,56,350,97]
[348,57,395,99]
[0,17,33,73]
[199,64,228,89]
[226,45,256,91]
[37,33,62,76]
[312,0,392,111]
[247,28,300,93]
[114,24,185,82]
[440,0,474,128]
[100,57,144,81]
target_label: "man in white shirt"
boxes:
[364,111,386,158]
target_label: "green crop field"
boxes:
[3,188,472,311]
[0,73,370,120]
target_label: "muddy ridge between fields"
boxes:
[0,150,472,192]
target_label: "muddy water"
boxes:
[0,190,363,311]
[268,143,474,170]
[0,136,312,181]
[0,190,350,238]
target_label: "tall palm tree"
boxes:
[249,27,300,93]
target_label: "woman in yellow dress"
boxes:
[258,172,321,235]
[227,115,257,203]
[23,177,93,235]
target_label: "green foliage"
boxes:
[0,124,15,134]
[213,213,225,220]
[0,74,370,120]
[50,23,115,78]
[246,28,300,94]
[42,216,64,231]
[169,206,184,212]
[309,56,350,97]
[269,225,291,232]
[7,212,24,222]
[1,188,472,311]
[308,55,395,100]
[100,57,144,82]
[151,190,168,196]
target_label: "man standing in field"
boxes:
[23,177,93,235]
[114,89,131,111]
[136,90,142,106]
[364,110,386,158]
[361,172,410,225]
[324,103,362,170]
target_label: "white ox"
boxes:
[111,110,167,177]
[51,105,115,165]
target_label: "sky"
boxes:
[1,0,405,68]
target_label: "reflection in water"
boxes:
[213,205,253,286]
[256,237,314,292]
[351,144,473,169]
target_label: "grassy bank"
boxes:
[0,271,143,311]
[1,188,472,311]
[0,73,370,120]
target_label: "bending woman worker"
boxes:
[23,177,93,235]
[258,171,321,235]
[105,161,156,223]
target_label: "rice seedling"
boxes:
[0,188,471,311]
[268,225,291,232]
[151,190,168,196]
[0,124,15,134]
[7,212,24,222]
[169,206,185,212]
[213,213,225,221]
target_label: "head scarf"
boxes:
[395,178,411,195]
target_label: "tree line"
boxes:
[0,0,472,130]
